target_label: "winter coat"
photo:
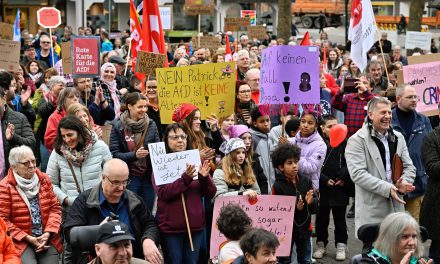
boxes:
[0,168,62,254]
[319,139,352,207]
[36,49,60,67]
[46,135,112,206]
[0,214,21,263]
[360,248,418,264]
[420,127,440,240]
[250,128,275,189]
[35,91,56,143]
[63,184,159,262]
[392,108,431,198]
[153,172,216,234]
[346,124,416,234]
[44,109,66,151]
[252,153,269,194]
[213,169,261,198]
[10,95,36,130]
[288,130,327,190]
[84,95,116,126]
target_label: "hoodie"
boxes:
[250,128,274,189]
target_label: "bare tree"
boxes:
[408,0,425,31]
[277,0,292,44]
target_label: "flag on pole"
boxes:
[300,31,311,46]
[348,0,377,72]
[224,34,232,62]
[13,9,20,42]
[130,0,143,79]
[322,46,329,73]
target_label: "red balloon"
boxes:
[329,124,348,148]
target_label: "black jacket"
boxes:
[63,184,160,263]
[253,153,268,194]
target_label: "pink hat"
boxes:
[228,125,250,139]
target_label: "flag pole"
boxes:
[124,41,132,76]
[197,14,201,48]
[375,31,390,83]
[49,28,55,67]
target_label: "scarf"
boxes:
[119,111,149,148]
[100,63,121,117]
[60,135,94,167]
[13,171,39,200]
[28,72,42,83]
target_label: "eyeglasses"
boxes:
[248,79,260,82]
[41,41,51,44]
[18,159,37,167]
[404,95,419,100]
[147,86,157,90]
[239,90,251,94]
[105,175,130,186]
[167,134,188,141]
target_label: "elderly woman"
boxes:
[363,212,432,264]
[47,116,111,208]
[0,145,62,263]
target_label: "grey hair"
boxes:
[367,96,392,113]
[395,84,413,97]
[173,48,186,59]
[57,86,80,112]
[102,159,129,176]
[176,58,190,67]
[8,145,34,167]
[47,76,66,90]
[237,49,249,59]
[374,212,424,259]
[245,68,260,79]
[367,60,384,72]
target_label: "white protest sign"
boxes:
[148,142,202,185]
[405,31,432,51]
[159,6,172,31]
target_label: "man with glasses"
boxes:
[64,159,162,264]
[392,84,431,222]
[244,68,261,103]
[236,50,250,80]
[36,34,60,68]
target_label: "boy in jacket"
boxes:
[271,143,318,264]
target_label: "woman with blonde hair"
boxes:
[66,103,103,139]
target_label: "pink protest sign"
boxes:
[210,195,296,259]
[403,61,440,116]
[71,36,100,78]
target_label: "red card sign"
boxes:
[71,37,100,78]
[37,7,61,28]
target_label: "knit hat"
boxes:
[172,103,198,122]
[220,138,246,155]
[228,125,250,139]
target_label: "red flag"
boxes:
[300,32,311,46]
[225,34,232,62]
[142,0,168,67]
[130,0,143,80]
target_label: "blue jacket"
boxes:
[101,39,113,52]
[36,49,60,67]
[392,108,432,198]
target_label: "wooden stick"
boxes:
[124,41,132,76]
[281,107,285,137]
[181,193,194,251]
[49,28,55,67]
[197,14,201,48]
[376,31,390,83]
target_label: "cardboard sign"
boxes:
[157,62,236,124]
[403,61,440,116]
[248,25,267,40]
[184,0,214,15]
[0,23,13,40]
[136,51,166,77]
[241,10,257,26]
[71,37,100,78]
[224,17,251,32]
[407,53,440,65]
[160,6,172,31]
[260,45,320,105]
[191,36,222,50]
[210,195,296,258]
[0,39,20,72]
[61,41,72,74]
[148,142,201,185]
[405,31,432,51]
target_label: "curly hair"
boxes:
[216,204,252,240]
[271,143,301,169]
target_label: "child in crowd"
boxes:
[232,228,280,264]
[285,117,301,138]
[272,144,318,264]
[216,204,252,264]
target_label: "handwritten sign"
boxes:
[248,25,267,40]
[71,37,100,78]
[0,23,13,40]
[157,62,236,124]
[0,39,20,72]
[403,61,440,116]
[405,31,432,51]
[191,36,222,50]
[210,195,296,258]
[260,45,320,105]
[241,10,257,26]
[224,17,251,32]
[61,41,72,74]
[148,142,201,185]
[184,0,214,15]
[136,51,166,77]
[160,6,172,31]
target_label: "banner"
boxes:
[403,61,440,116]
[71,37,100,78]
[248,25,267,40]
[224,17,251,32]
[240,10,257,26]
[135,51,166,77]
[148,142,201,185]
[260,46,320,105]
[0,39,20,71]
[405,31,432,51]
[210,195,296,258]
[61,41,72,74]
[157,62,236,124]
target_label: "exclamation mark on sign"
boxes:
[205,96,209,106]
[283,82,290,103]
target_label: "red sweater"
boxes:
[0,168,62,254]
[44,109,66,151]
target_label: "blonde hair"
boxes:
[221,149,256,186]
[67,103,93,129]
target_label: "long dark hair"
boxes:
[54,116,92,155]
[163,123,192,153]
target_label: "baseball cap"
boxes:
[96,221,135,244]
[23,44,35,51]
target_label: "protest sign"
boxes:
[160,6,172,31]
[240,10,257,26]
[157,62,236,124]
[191,36,221,50]
[403,61,440,116]
[135,51,166,77]
[184,0,214,15]
[71,37,100,78]
[0,39,20,71]
[224,17,251,32]
[248,25,267,40]
[260,45,320,105]
[148,142,201,185]
[405,31,432,51]
[210,195,296,258]
[407,53,440,65]
[0,23,13,40]
[61,41,72,74]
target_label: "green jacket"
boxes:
[365,248,418,264]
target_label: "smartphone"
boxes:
[343,78,360,94]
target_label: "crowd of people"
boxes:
[0,21,438,264]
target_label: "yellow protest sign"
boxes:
[157,62,236,124]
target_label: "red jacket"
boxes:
[324,72,340,96]
[0,217,21,264]
[44,109,66,151]
[0,168,62,254]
